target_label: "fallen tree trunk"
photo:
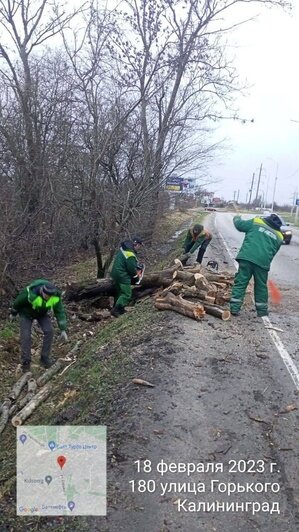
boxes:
[0,399,12,435]
[11,384,52,427]
[9,378,39,416]
[8,372,32,401]
[154,292,205,320]
[66,269,178,301]
[36,359,66,387]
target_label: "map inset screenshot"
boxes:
[17,425,106,516]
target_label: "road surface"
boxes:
[88,212,299,532]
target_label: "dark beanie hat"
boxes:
[193,224,203,234]
[42,283,57,296]
[132,236,143,245]
[264,213,282,231]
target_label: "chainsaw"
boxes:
[135,263,145,285]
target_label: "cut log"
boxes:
[203,273,234,284]
[210,282,227,289]
[202,303,231,321]
[11,384,52,427]
[194,273,212,291]
[173,270,195,286]
[154,292,205,320]
[158,282,184,297]
[8,372,32,401]
[27,378,37,394]
[36,358,66,387]
[0,399,12,435]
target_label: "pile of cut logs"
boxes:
[154,260,234,321]
[65,260,237,322]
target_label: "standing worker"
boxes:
[110,237,144,317]
[10,279,68,372]
[230,213,283,317]
[180,224,212,265]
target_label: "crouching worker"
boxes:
[110,237,144,317]
[10,279,68,372]
[180,224,212,265]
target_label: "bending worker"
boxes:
[10,279,68,372]
[111,236,144,317]
[180,224,212,265]
[230,213,283,317]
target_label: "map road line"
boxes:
[214,217,299,392]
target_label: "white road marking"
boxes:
[215,215,299,391]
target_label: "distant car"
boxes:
[262,212,292,244]
[205,207,217,212]
[280,217,292,244]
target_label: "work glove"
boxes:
[179,252,191,262]
[60,331,68,343]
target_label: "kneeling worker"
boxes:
[111,236,144,317]
[180,224,212,265]
[10,279,68,372]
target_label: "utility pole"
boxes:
[248,172,255,205]
[233,190,236,201]
[255,163,263,204]
[271,163,279,212]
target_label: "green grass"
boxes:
[0,323,16,339]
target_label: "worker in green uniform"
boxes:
[10,279,68,372]
[180,224,212,265]
[230,213,283,317]
[110,237,144,317]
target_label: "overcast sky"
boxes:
[207,2,299,206]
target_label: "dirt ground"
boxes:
[1,210,299,531]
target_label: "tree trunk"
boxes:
[92,236,105,279]
[11,384,52,427]
[8,372,32,401]
[0,399,12,435]
[65,269,178,301]
[36,359,66,388]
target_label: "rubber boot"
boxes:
[40,357,54,369]
[111,304,125,317]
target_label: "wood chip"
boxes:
[279,404,297,414]
[132,378,155,387]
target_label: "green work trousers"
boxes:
[230,259,268,316]
[115,283,132,308]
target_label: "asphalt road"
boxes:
[99,213,299,532]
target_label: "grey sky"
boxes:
[208,2,299,205]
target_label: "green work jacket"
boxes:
[111,242,139,284]
[12,279,67,330]
[234,216,283,271]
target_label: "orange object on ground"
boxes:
[268,279,282,305]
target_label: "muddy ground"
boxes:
[1,210,299,531]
